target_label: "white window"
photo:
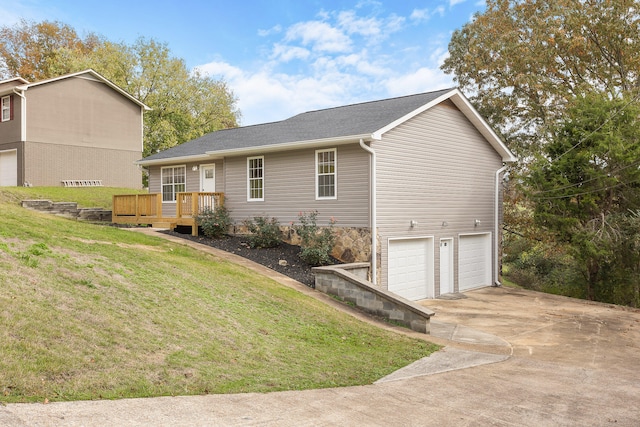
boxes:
[161,165,186,202]
[316,148,337,199]
[247,156,264,201]
[1,96,10,122]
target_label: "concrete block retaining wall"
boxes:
[312,263,434,334]
[21,200,112,222]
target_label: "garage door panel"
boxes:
[388,238,434,301]
[0,150,17,186]
[459,234,491,291]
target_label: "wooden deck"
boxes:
[112,192,224,236]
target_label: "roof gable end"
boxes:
[16,69,150,110]
[372,88,516,162]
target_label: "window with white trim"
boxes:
[1,96,11,122]
[247,156,264,201]
[316,148,336,199]
[161,165,186,202]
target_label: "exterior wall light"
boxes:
[474,219,481,227]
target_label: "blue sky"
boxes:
[2,0,485,125]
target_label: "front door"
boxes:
[200,164,215,192]
[440,239,453,295]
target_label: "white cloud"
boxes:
[385,66,453,96]
[285,21,352,53]
[195,3,462,125]
[410,8,430,22]
[257,25,282,37]
[270,44,310,62]
[410,7,446,23]
[337,10,382,37]
[450,0,467,6]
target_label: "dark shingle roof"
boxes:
[141,88,454,163]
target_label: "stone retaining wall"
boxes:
[312,263,434,334]
[21,200,112,222]
[232,224,373,264]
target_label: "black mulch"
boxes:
[162,229,339,287]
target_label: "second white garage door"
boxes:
[388,237,434,300]
[459,233,492,291]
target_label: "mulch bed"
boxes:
[162,229,339,287]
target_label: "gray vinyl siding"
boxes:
[223,144,370,227]
[374,101,502,293]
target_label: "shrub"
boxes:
[196,206,233,239]
[295,211,336,266]
[244,216,282,248]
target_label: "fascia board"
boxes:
[449,89,517,162]
[135,154,212,166]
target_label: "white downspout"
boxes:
[494,164,508,286]
[359,139,377,285]
[13,88,26,142]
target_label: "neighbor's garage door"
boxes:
[388,238,433,300]
[459,234,492,291]
[0,150,17,186]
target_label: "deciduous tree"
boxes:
[1,21,240,169]
[442,0,640,158]
[0,19,98,81]
[528,93,640,302]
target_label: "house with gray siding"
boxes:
[138,88,516,300]
[0,69,149,188]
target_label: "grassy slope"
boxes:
[0,188,439,403]
[3,186,145,209]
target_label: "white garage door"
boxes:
[388,238,434,300]
[0,150,17,186]
[459,234,492,291]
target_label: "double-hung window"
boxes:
[161,165,186,202]
[247,156,264,201]
[1,96,11,122]
[316,148,336,199]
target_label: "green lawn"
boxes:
[0,188,439,403]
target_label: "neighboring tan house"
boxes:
[137,88,516,300]
[0,69,149,188]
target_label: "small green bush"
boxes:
[244,216,282,248]
[196,206,233,239]
[295,211,336,266]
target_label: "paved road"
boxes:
[3,232,639,426]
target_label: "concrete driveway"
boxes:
[2,234,639,427]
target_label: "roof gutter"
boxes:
[359,138,377,286]
[494,164,509,287]
[135,153,211,167]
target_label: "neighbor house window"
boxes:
[1,96,11,122]
[247,156,264,201]
[161,165,186,202]
[316,148,336,199]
